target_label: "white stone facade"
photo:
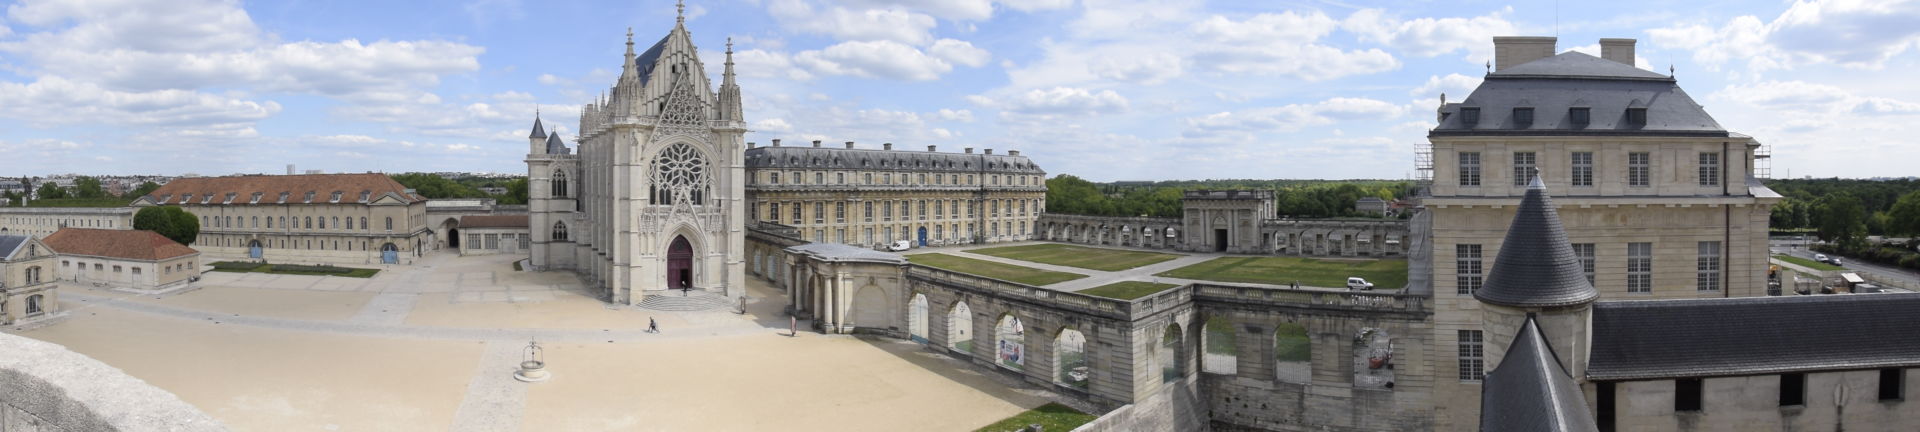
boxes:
[526,18,747,305]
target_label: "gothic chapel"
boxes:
[526,8,748,305]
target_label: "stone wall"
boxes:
[0,332,225,431]
[1072,378,1208,432]
[1037,213,1408,257]
[1608,369,1920,431]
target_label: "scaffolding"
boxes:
[1414,143,1434,183]
[1753,143,1772,179]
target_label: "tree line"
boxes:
[1044,176,1412,219]
[388,173,528,205]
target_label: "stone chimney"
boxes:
[1600,38,1635,66]
[965,147,974,154]
[1009,150,1020,156]
[812,140,822,148]
[984,149,994,155]
[772,139,782,147]
[844,141,855,149]
[1493,36,1556,71]
[927,145,937,152]
[883,143,893,150]
[748,142,756,149]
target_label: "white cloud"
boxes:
[753,118,795,132]
[1650,0,1920,71]
[1712,80,1920,117]
[793,40,962,81]
[1342,7,1518,63]
[978,87,1130,116]
[732,49,814,80]
[934,108,975,122]
[1192,11,1338,44]
[929,39,991,68]
[1411,73,1482,98]
[1091,52,1183,84]
[0,76,280,127]
[1184,97,1405,137]
[537,74,567,85]
[768,0,938,45]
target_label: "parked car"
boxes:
[886,240,913,252]
[1347,277,1375,290]
[1813,253,1831,264]
[1830,257,1844,266]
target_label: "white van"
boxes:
[1347,277,1375,290]
[887,240,913,252]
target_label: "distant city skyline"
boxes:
[1,0,1918,181]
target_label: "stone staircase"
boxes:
[638,289,734,312]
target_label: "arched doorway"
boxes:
[443,219,461,249]
[908,293,929,344]
[668,235,694,290]
[248,240,263,259]
[380,243,399,264]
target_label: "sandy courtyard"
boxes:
[10,253,1056,432]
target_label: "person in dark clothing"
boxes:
[648,317,659,333]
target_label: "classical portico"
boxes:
[782,243,907,334]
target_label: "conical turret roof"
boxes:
[529,117,547,139]
[1474,176,1599,308]
[1480,316,1599,431]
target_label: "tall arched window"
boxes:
[361,217,368,231]
[25,266,41,285]
[553,170,569,197]
[553,222,569,241]
[318,217,327,229]
[346,217,353,229]
[305,217,313,229]
[331,217,340,229]
[385,217,393,231]
[649,143,710,206]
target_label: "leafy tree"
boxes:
[36,182,67,200]
[134,206,201,245]
[1816,195,1868,249]
[1888,190,1920,237]
[74,176,106,199]
[1,191,19,206]
[501,178,529,205]
[127,181,163,198]
[389,173,488,199]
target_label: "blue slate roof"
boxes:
[0,235,27,260]
[1432,51,1726,137]
[1474,176,1599,308]
[1481,316,1599,432]
[1590,293,1920,380]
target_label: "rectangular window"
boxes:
[814,203,825,224]
[1626,107,1648,126]
[790,204,801,225]
[1573,243,1596,285]
[1458,330,1484,381]
[1513,151,1536,185]
[1780,373,1805,406]
[1698,152,1721,186]
[768,203,780,223]
[1456,244,1484,295]
[1675,378,1703,412]
[1881,368,1906,401]
[1697,241,1722,291]
[1570,107,1591,129]
[835,202,846,223]
[1459,152,1482,187]
[1460,107,1480,125]
[1571,152,1594,187]
[1628,242,1653,293]
[1629,152,1651,187]
[1512,107,1534,128]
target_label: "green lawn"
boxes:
[966,243,1183,272]
[974,403,1097,432]
[208,261,380,278]
[1156,256,1407,289]
[1774,254,1843,271]
[909,253,1088,286]
[1076,281,1179,300]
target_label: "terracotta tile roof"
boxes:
[144,173,425,206]
[42,228,199,261]
[460,215,529,228]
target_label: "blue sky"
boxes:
[1,0,1918,181]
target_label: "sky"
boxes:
[1,0,1918,181]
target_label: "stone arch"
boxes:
[994,314,1027,370]
[1202,316,1237,375]
[851,283,890,330]
[1055,327,1090,390]
[947,300,974,353]
[1160,322,1186,383]
[440,217,461,248]
[1274,321,1312,383]
[662,222,710,289]
[1353,327,1395,389]
[907,293,929,343]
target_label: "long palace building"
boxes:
[133,173,434,265]
[743,140,1045,249]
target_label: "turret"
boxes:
[718,37,744,122]
[1477,175,1598,380]
[528,112,547,155]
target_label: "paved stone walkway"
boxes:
[449,340,532,432]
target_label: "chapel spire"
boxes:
[719,37,743,122]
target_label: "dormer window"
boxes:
[330,191,343,203]
[1625,107,1648,127]
[200,194,214,204]
[304,191,316,203]
[1460,107,1481,126]
[1569,107,1591,129]
[359,190,371,202]
[158,194,173,203]
[1512,107,1534,128]
[277,192,290,203]
[182,193,195,203]
[223,192,238,204]
[250,192,263,204]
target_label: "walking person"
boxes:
[789,316,798,337]
[649,317,659,334]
